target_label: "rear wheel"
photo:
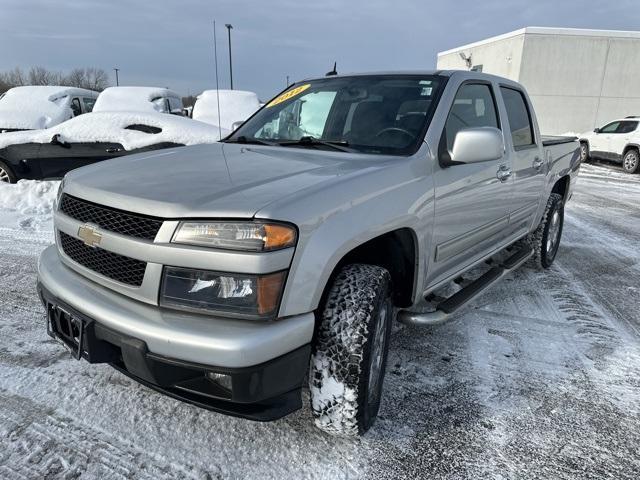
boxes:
[524,193,564,269]
[0,160,16,183]
[580,142,590,163]
[309,264,393,436]
[622,149,639,173]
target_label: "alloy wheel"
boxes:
[0,167,10,183]
[624,152,638,172]
[546,210,561,256]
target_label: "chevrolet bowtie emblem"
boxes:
[77,225,102,247]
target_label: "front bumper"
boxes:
[37,245,315,421]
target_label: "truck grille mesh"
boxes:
[60,194,163,241]
[59,231,147,287]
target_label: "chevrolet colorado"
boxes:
[37,71,580,436]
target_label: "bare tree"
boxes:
[83,68,109,91]
[0,66,110,93]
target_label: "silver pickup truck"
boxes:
[37,71,580,436]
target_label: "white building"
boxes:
[437,27,640,135]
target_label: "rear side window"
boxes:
[616,121,638,134]
[83,97,96,112]
[444,83,499,151]
[71,98,82,117]
[501,87,535,148]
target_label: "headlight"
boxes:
[172,221,296,252]
[160,266,286,320]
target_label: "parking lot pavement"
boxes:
[0,162,638,479]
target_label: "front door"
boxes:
[428,81,513,287]
[590,121,619,158]
[499,86,545,236]
[36,142,125,179]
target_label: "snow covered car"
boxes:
[0,112,226,182]
[579,117,640,173]
[37,71,579,436]
[192,89,260,131]
[93,86,184,115]
[0,86,98,133]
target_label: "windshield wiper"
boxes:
[277,136,354,152]
[226,135,277,146]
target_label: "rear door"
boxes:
[499,86,545,236]
[610,120,638,160]
[428,81,513,286]
[35,142,125,179]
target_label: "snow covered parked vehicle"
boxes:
[0,86,98,133]
[93,86,184,115]
[579,117,640,173]
[0,112,226,182]
[192,89,260,131]
[37,71,579,436]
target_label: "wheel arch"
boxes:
[551,174,571,202]
[622,143,640,157]
[320,228,418,310]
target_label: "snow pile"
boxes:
[192,90,260,131]
[93,87,182,113]
[0,112,228,151]
[0,179,59,215]
[0,86,97,130]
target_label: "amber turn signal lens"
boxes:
[257,271,286,315]
[264,224,297,250]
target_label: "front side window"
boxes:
[227,75,445,155]
[600,122,620,133]
[500,87,535,148]
[71,98,82,116]
[443,83,499,151]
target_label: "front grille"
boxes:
[59,231,147,287]
[60,194,163,241]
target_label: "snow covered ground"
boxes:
[0,162,639,479]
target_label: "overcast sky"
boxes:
[3,0,640,100]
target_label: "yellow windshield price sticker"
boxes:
[266,84,311,108]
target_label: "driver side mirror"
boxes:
[593,127,600,133]
[450,127,504,164]
[50,133,66,146]
[231,120,244,132]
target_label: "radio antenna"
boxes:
[213,20,222,139]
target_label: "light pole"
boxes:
[225,24,233,90]
[113,68,120,86]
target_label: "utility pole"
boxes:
[225,24,233,89]
[113,68,120,86]
[286,75,289,87]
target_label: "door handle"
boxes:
[105,147,122,153]
[496,165,511,182]
[533,157,544,171]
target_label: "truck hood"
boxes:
[0,110,49,131]
[65,143,390,218]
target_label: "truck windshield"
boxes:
[226,75,445,155]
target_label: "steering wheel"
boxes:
[374,127,414,141]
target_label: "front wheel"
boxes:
[0,160,16,183]
[524,193,564,269]
[309,264,393,436]
[622,149,639,173]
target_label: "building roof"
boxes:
[438,27,640,57]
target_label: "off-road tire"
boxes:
[0,160,16,183]
[622,149,640,173]
[579,142,590,163]
[309,264,393,436]
[524,193,564,270]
